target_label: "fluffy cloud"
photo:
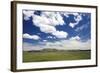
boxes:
[74,14,82,22]
[32,11,68,38]
[63,12,82,28]
[55,12,65,25]
[32,12,65,27]
[70,36,80,40]
[23,33,40,40]
[32,13,57,34]
[23,10,82,28]
[42,12,65,26]
[32,15,57,34]
[52,31,68,38]
[23,10,84,38]
[68,13,82,28]
[23,10,34,20]
[23,10,68,38]
[69,23,77,28]
[39,24,56,33]
[33,15,51,27]
[63,12,79,17]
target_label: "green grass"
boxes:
[23,50,91,62]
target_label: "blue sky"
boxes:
[22,10,91,51]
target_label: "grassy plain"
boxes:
[23,50,91,62]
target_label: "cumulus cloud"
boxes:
[52,31,68,38]
[32,15,57,34]
[33,15,51,27]
[41,12,65,26]
[70,36,80,40]
[68,13,82,28]
[23,10,82,28]
[32,11,68,38]
[55,12,65,25]
[23,33,40,40]
[63,12,82,28]
[23,10,90,51]
[23,10,34,20]
[23,11,68,38]
[32,11,65,27]
[74,14,82,22]
[39,24,56,33]
[23,10,84,38]
[69,23,77,28]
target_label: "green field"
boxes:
[23,50,91,62]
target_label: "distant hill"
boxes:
[26,48,91,52]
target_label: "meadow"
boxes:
[23,49,91,62]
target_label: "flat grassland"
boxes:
[23,50,91,62]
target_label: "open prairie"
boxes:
[23,50,91,62]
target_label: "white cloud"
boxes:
[32,11,68,38]
[23,42,43,51]
[42,35,89,51]
[65,13,82,28]
[72,13,79,16]
[23,10,82,29]
[23,11,90,51]
[42,12,65,26]
[43,40,47,42]
[70,36,80,40]
[55,12,65,25]
[52,31,68,38]
[39,24,56,33]
[32,14,57,33]
[63,12,79,18]
[23,11,87,38]
[33,15,50,26]
[23,39,91,51]
[23,10,34,20]
[69,23,77,28]
[44,39,91,50]
[74,14,82,22]
[23,33,40,40]
[63,12,82,28]
[32,11,65,27]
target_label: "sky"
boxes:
[22,10,91,51]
